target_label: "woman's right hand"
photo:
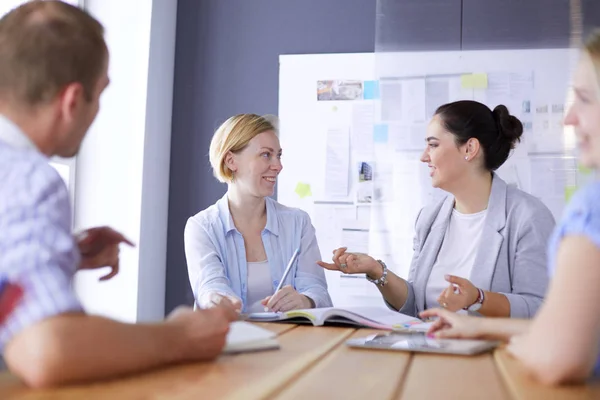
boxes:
[201,292,242,313]
[317,247,381,278]
[419,308,488,339]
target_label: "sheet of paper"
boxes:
[425,79,450,119]
[529,156,578,220]
[380,81,403,122]
[392,123,426,151]
[341,228,369,254]
[461,73,488,89]
[402,78,426,123]
[324,127,350,198]
[351,103,375,155]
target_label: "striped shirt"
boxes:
[0,115,82,351]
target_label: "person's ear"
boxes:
[224,151,237,173]
[59,82,85,123]
[465,138,481,161]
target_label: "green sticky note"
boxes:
[578,164,592,174]
[461,73,488,89]
[565,186,578,202]
[295,182,312,198]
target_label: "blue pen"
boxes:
[275,247,300,293]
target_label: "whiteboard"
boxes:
[278,49,592,307]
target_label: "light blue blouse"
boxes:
[546,180,600,375]
[184,194,332,312]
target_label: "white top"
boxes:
[246,260,273,312]
[425,208,487,310]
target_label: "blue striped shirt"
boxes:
[184,194,332,312]
[0,115,82,351]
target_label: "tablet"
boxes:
[346,331,498,356]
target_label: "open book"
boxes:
[223,321,280,354]
[246,306,433,332]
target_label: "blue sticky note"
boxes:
[373,124,388,143]
[363,80,380,100]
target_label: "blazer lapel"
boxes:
[470,174,507,290]
[413,196,454,311]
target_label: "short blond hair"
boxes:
[209,114,276,183]
[0,1,107,107]
[584,29,600,87]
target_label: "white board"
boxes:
[278,49,593,307]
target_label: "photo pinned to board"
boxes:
[317,80,363,101]
[357,161,373,203]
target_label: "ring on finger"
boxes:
[340,263,347,269]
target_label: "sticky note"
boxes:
[461,73,488,89]
[294,182,312,199]
[565,186,577,202]
[363,80,380,100]
[578,164,592,174]
[373,124,388,143]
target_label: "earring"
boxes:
[464,156,469,161]
[231,170,236,182]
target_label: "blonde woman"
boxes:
[184,114,332,313]
[422,30,600,385]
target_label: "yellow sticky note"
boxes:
[461,73,488,89]
[294,182,312,198]
[565,186,578,202]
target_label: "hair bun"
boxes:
[492,105,523,147]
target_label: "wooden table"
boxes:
[0,323,599,399]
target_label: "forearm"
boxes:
[478,291,511,317]
[477,317,531,341]
[372,269,409,311]
[5,313,183,388]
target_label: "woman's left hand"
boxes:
[437,274,479,312]
[261,285,313,312]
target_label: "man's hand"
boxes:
[166,303,238,361]
[77,226,134,280]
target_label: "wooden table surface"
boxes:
[0,323,599,399]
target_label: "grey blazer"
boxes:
[397,174,555,318]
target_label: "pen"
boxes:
[275,247,300,293]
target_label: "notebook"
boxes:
[346,331,499,356]
[223,321,280,354]
[246,306,433,332]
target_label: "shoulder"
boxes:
[0,146,67,208]
[505,185,555,222]
[267,198,311,224]
[415,193,451,229]
[556,181,600,247]
[185,200,223,237]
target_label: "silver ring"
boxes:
[340,263,347,269]
[442,302,448,308]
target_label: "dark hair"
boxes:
[434,100,523,171]
[0,0,107,106]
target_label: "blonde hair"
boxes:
[209,114,276,183]
[584,29,600,85]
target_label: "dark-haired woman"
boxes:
[318,101,555,318]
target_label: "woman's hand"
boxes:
[420,308,488,339]
[261,285,313,312]
[437,275,480,311]
[202,292,242,313]
[317,247,381,278]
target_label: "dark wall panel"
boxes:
[165,0,376,314]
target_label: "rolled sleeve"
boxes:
[183,217,238,307]
[0,166,82,350]
[295,212,332,308]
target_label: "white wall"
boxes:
[73,0,177,323]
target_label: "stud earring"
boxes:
[464,156,469,161]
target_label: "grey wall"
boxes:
[166,0,600,314]
[165,0,377,314]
